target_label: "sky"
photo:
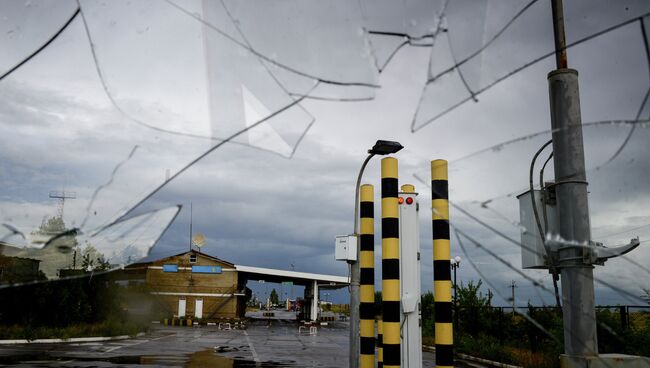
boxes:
[1,0,650,308]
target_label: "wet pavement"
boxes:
[0,311,444,367]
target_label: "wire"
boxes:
[413,13,650,131]
[0,8,80,82]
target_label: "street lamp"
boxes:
[350,140,403,368]
[451,256,461,327]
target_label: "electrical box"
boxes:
[335,235,357,261]
[517,189,559,269]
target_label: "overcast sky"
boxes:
[1,0,649,307]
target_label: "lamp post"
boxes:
[451,256,461,327]
[350,140,403,368]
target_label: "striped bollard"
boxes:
[381,157,400,368]
[431,159,453,368]
[359,184,376,368]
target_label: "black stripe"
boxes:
[360,268,375,284]
[381,177,398,198]
[360,303,375,319]
[433,260,451,280]
[377,333,383,345]
[378,363,383,368]
[359,234,374,251]
[360,336,376,354]
[383,302,400,322]
[431,180,448,200]
[359,201,374,218]
[435,302,453,323]
[432,219,450,240]
[382,259,400,280]
[436,344,454,366]
[382,218,399,238]
[382,344,401,365]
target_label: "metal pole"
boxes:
[431,159,453,368]
[359,184,376,368]
[549,68,598,357]
[381,157,400,368]
[453,264,458,327]
[350,153,375,368]
[549,0,598,357]
[551,0,568,69]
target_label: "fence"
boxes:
[451,305,650,356]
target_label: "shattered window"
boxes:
[1,0,649,366]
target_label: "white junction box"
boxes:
[517,189,559,269]
[335,235,357,261]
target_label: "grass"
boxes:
[0,320,149,341]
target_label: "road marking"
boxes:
[102,334,169,354]
[243,330,260,363]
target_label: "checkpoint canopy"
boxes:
[235,264,349,321]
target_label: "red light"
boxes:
[406,197,414,205]
[398,197,404,204]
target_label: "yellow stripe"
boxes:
[360,354,375,368]
[360,251,374,267]
[381,198,399,217]
[360,218,374,234]
[435,323,453,345]
[431,159,448,180]
[382,322,400,344]
[431,199,449,220]
[360,319,375,335]
[360,285,375,301]
[433,239,450,260]
[378,320,383,334]
[382,280,400,301]
[434,281,452,302]
[381,157,398,178]
[385,365,399,368]
[382,238,399,258]
[401,184,415,193]
[436,366,453,368]
[360,184,374,202]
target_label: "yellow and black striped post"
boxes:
[381,157,400,368]
[359,184,376,368]
[431,159,453,368]
[378,319,383,368]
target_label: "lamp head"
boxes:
[368,140,403,155]
[454,256,462,265]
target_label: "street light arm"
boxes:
[353,153,376,235]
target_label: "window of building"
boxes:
[189,254,197,263]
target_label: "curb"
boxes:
[422,345,522,368]
[0,332,145,345]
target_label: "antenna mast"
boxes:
[49,190,76,219]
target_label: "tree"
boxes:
[270,288,279,305]
[80,243,110,271]
[457,280,492,308]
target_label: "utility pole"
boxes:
[549,0,598,359]
[510,281,517,311]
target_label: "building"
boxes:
[125,250,245,319]
[124,249,348,321]
[0,254,44,284]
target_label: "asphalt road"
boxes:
[0,311,446,367]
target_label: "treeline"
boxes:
[0,272,151,340]
[377,280,650,368]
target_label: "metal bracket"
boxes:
[546,237,640,266]
[592,237,640,265]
